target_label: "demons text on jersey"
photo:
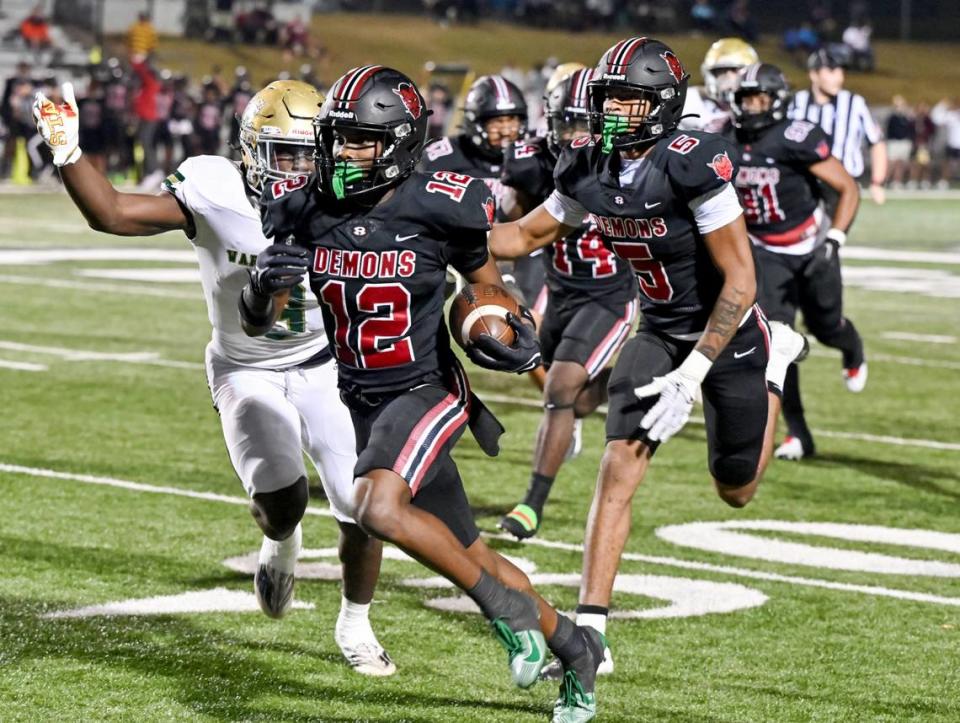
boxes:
[736,166,782,186]
[312,247,417,279]
[589,213,668,239]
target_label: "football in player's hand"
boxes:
[449,283,519,350]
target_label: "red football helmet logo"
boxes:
[393,82,422,120]
[660,51,685,84]
[707,152,734,182]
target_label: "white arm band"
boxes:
[689,183,743,235]
[544,189,589,227]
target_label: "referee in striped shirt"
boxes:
[789,49,888,205]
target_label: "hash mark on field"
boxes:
[0,340,204,371]
[808,348,960,371]
[0,358,47,371]
[0,463,333,518]
[843,246,960,265]
[0,274,201,300]
[882,332,957,344]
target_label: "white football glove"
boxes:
[32,81,81,167]
[635,350,712,443]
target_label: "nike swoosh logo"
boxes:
[733,346,757,359]
[395,233,419,242]
[645,201,661,209]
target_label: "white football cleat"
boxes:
[334,627,397,677]
[254,524,301,619]
[774,435,812,461]
[843,362,868,393]
[564,419,584,461]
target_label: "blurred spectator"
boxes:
[426,83,452,139]
[842,19,874,72]
[237,4,278,45]
[809,0,837,39]
[931,98,960,188]
[885,95,914,188]
[127,12,158,58]
[103,60,133,179]
[727,0,757,42]
[909,102,936,189]
[690,0,718,33]
[195,84,224,155]
[225,67,254,157]
[19,4,53,56]
[168,74,197,160]
[1,61,33,177]
[282,14,310,59]
[154,71,176,174]
[77,77,108,174]
[131,56,161,177]
[783,23,820,67]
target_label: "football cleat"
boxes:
[564,419,584,461]
[843,362,868,393]
[334,637,397,677]
[489,589,547,688]
[774,435,815,461]
[541,643,614,680]
[551,627,605,723]
[254,525,301,619]
[770,320,810,365]
[499,503,541,540]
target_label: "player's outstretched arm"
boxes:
[810,156,860,245]
[33,83,188,236]
[488,204,575,259]
[698,216,757,362]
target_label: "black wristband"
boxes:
[239,284,275,334]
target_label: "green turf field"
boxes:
[1,192,958,722]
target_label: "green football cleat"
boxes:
[490,613,547,688]
[499,503,541,540]
[552,670,597,723]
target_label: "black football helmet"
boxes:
[314,65,429,200]
[587,37,689,152]
[731,63,790,133]
[544,67,595,156]
[463,74,528,161]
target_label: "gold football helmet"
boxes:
[701,38,759,101]
[238,79,324,193]
[545,62,586,95]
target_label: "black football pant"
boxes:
[754,244,864,448]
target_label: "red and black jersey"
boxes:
[262,171,493,396]
[725,118,832,246]
[554,129,747,337]
[419,135,512,220]
[501,136,636,308]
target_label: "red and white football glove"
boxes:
[32,82,81,167]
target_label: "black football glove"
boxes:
[805,229,845,280]
[466,308,542,374]
[250,243,311,296]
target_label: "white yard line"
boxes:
[0,274,201,300]
[882,332,957,344]
[485,534,960,608]
[843,246,960,265]
[0,340,204,371]
[3,460,955,608]
[480,393,960,452]
[0,358,47,372]
[0,248,197,264]
[0,463,333,518]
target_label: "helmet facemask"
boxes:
[546,110,590,156]
[467,112,527,161]
[240,130,314,192]
[588,80,685,153]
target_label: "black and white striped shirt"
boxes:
[788,88,883,178]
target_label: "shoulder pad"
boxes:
[783,119,817,144]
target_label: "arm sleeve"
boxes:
[782,121,833,165]
[544,189,588,226]
[669,133,739,204]
[688,183,743,235]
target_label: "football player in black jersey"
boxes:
[726,63,863,461]
[241,66,604,723]
[490,38,809,675]
[420,74,549,315]
[497,66,639,542]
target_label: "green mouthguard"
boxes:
[331,161,366,199]
[601,114,631,154]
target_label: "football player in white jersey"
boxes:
[681,37,758,133]
[33,79,396,676]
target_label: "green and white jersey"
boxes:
[162,155,328,369]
